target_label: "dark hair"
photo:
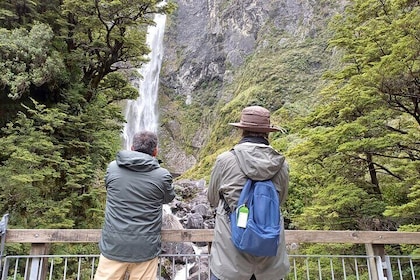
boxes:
[242,130,269,140]
[132,131,158,156]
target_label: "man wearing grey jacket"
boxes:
[95,131,175,280]
[208,106,290,280]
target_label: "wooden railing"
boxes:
[3,229,419,280]
[5,228,420,245]
[5,228,420,258]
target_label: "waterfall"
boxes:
[122,13,167,150]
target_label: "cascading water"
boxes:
[122,9,200,280]
[122,12,167,150]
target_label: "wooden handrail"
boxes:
[5,229,420,244]
[4,228,418,280]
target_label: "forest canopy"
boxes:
[0,0,175,229]
[279,0,420,241]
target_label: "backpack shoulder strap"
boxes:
[219,193,232,215]
[219,149,250,215]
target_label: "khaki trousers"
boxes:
[94,254,158,280]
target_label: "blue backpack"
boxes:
[230,179,281,256]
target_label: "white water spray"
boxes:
[122,13,166,150]
[121,10,197,280]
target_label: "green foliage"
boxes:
[180,146,228,181]
[0,23,67,99]
[0,0,175,235]
[0,98,112,229]
[182,14,335,178]
[0,100,72,228]
[288,243,374,279]
[285,0,420,233]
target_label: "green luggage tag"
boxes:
[236,204,249,228]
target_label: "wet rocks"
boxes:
[161,178,214,279]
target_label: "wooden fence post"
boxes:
[27,243,50,280]
[365,243,387,280]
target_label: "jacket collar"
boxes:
[238,136,269,145]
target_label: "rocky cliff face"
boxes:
[159,0,344,175]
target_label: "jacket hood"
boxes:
[116,150,160,172]
[233,142,285,181]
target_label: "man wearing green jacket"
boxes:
[208,106,290,280]
[95,131,175,280]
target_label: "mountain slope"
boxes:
[159,0,345,176]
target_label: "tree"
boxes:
[0,0,175,230]
[287,0,420,235]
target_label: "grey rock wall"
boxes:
[159,0,344,175]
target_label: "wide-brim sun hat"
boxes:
[228,105,282,133]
